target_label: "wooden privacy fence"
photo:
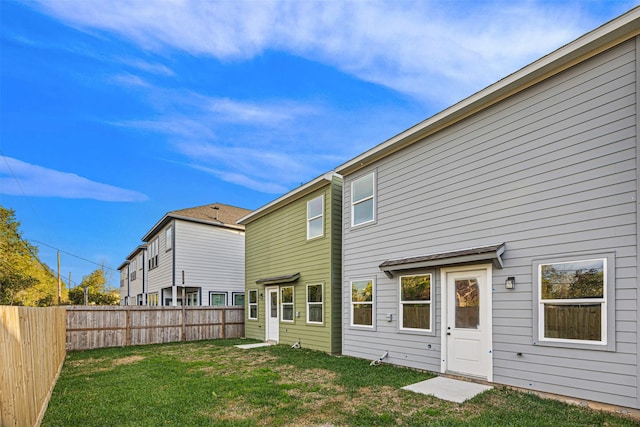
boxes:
[1,306,66,427]
[66,306,245,350]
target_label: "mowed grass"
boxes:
[42,339,635,426]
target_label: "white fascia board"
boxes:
[336,7,640,176]
[237,171,341,224]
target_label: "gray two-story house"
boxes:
[337,8,640,410]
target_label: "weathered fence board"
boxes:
[65,306,245,350]
[0,306,66,427]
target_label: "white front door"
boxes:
[266,287,279,342]
[442,266,492,380]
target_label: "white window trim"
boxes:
[532,253,615,352]
[350,278,375,328]
[399,273,432,333]
[148,238,159,269]
[306,283,323,325]
[248,290,258,320]
[351,172,375,227]
[307,195,324,240]
[281,286,294,323]
[165,226,173,251]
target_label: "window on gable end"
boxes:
[307,196,324,239]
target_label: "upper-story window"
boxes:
[149,238,159,269]
[307,195,324,239]
[165,226,173,251]
[351,172,375,226]
[130,258,137,281]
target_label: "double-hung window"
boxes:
[307,196,324,239]
[281,286,294,322]
[165,226,173,251]
[307,284,323,324]
[248,290,258,320]
[148,238,159,269]
[280,286,293,322]
[399,274,432,331]
[130,258,137,281]
[351,173,375,226]
[538,258,608,345]
[351,279,374,327]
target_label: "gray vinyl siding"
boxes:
[342,39,638,408]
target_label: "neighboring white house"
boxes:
[120,203,251,306]
[336,8,640,410]
[118,245,146,305]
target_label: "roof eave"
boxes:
[142,213,244,241]
[336,7,640,176]
[238,171,341,225]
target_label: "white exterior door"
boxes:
[266,287,279,342]
[442,266,492,380]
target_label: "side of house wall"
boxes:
[174,221,246,306]
[245,183,339,353]
[342,39,638,408]
[147,221,174,302]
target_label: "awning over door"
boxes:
[379,243,505,278]
[256,272,300,285]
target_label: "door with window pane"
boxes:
[445,267,491,379]
[266,287,279,342]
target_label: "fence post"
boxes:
[125,308,131,346]
[221,308,226,339]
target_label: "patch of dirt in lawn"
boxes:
[112,355,145,366]
[203,396,267,423]
[199,350,277,376]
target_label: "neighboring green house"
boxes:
[238,172,342,353]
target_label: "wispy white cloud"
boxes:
[0,156,148,202]
[108,83,327,193]
[27,0,623,104]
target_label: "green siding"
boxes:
[244,177,342,353]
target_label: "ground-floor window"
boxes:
[248,290,258,320]
[539,258,606,344]
[281,286,294,322]
[399,274,432,331]
[210,292,227,306]
[232,292,245,306]
[351,279,374,327]
[307,284,323,324]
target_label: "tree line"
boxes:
[0,205,119,306]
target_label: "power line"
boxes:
[31,239,116,272]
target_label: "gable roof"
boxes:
[237,171,341,225]
[142,203,251,242]
[336,7,640,177]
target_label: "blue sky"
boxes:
[1,0,636,289]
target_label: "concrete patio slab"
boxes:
[402,376,493,403]
[234,342,275,349]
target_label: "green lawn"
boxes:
[42,339,635,426]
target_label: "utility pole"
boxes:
[57,251,61,305]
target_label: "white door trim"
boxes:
[265,287,279,343]
[440,264,493,381]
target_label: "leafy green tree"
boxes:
[69,268,119,305]
[0,206,59,305]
